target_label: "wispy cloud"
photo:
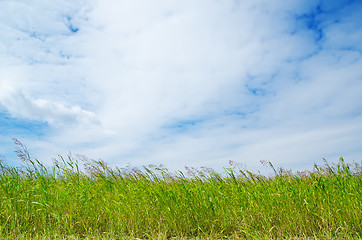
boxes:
[1,0,361,171]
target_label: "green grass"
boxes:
[0,140,361,239]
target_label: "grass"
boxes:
[0,139,361,239]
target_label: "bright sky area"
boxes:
[0,0,361,173]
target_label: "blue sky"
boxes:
[1,0,361,172]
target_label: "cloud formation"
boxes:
[0,81,99,127]
[1,0,361,172]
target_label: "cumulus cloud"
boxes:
[0,0,361,171]
[0,73,99,129]
[0,91,99,128]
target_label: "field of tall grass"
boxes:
[0,139,361,239]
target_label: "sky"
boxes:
[0,0,362,173]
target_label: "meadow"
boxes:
[0,140,361,239]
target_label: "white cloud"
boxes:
[0,85,99,128]
[0,0,361,171]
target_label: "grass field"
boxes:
[0,140,361,239]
